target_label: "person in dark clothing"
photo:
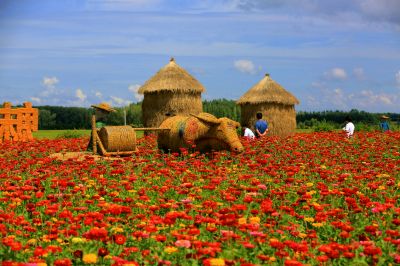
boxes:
[380,115,390,132]
[254,112,268,138]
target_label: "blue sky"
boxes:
[0,0,399,112]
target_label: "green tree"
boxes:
[38,109,57,129]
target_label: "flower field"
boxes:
[1,132,400,266]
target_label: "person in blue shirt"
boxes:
[254,112,269,138]
[380,115,390,132]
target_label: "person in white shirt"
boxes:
[243,126,255,139]
[342,116,355,138]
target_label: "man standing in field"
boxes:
[342,116,355,138]
[254,112,268,138]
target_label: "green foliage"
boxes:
[203,99,241,121]
[37,106,92,130]
[38,109,57,129]
[56,130,86,139]
[312,120,337,132]
[35,102,400,131]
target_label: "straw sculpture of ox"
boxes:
[158,112,244,153]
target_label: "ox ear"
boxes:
[190,113,221,125]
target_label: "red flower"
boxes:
[114,234,127,245]
[54,258,72,266]
[98,247,109,257]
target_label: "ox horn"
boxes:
[190,113,220,125]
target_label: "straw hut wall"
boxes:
[237,74,299,137]
[139,58,205,128]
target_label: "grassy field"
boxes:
[33,130,91,139]
[33,129,145,139]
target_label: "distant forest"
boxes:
[18,99,399,130]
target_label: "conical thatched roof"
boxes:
[237,74,299,105]
[138,58,205,94]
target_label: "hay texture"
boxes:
[158,112,243,153]
[237,74,299,137]
[98,126,137,152]
[139,58,205,128]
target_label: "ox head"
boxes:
[190,113,244,153]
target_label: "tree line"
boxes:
[31,100,399,130]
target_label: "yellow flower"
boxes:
[304,217,314,222]
[27,239,37,245]
[249,216,260,224]
[306,182,314,187]
[312,222,324,227]
[83,253,98,264]
[71,237,85,243]
[238,217,247,225]
[306,190,316,196]
[376,173,390,178]
[37,263,47,266]
[209,258,225,266]
[111,227,124,233]
[378,186,386,190]
[164,246,178,254]
[298,233,307,238]
[42,235,51,243]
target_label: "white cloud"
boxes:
[75,89,87,102]
[307,81,399,111]
[324,68,347,80]
[359,90,394,106]
[41,76,60,97]
[95,91,103,98]
[30,97,41,104]
[128,84,144,102]
[87,0,161,11]
[42,76,59,88]
[396,70,400,88]
[110,96,131,106]
[235,0,400,25]
[233,59,257,74]
[353,67,365,80]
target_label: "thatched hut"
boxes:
[138,58,205,128]
[237,74,299,137]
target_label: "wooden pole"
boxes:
[91,115,97,155]
[132,127,170,131]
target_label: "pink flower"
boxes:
[258,184,267,190]
[175,240,191,248]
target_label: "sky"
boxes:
[0,0,399,112]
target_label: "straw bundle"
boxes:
[139,58,205,128]
[142,92,202,128]
[98,126,136,152]
[237,74,299,137]
[138,58,205,94]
